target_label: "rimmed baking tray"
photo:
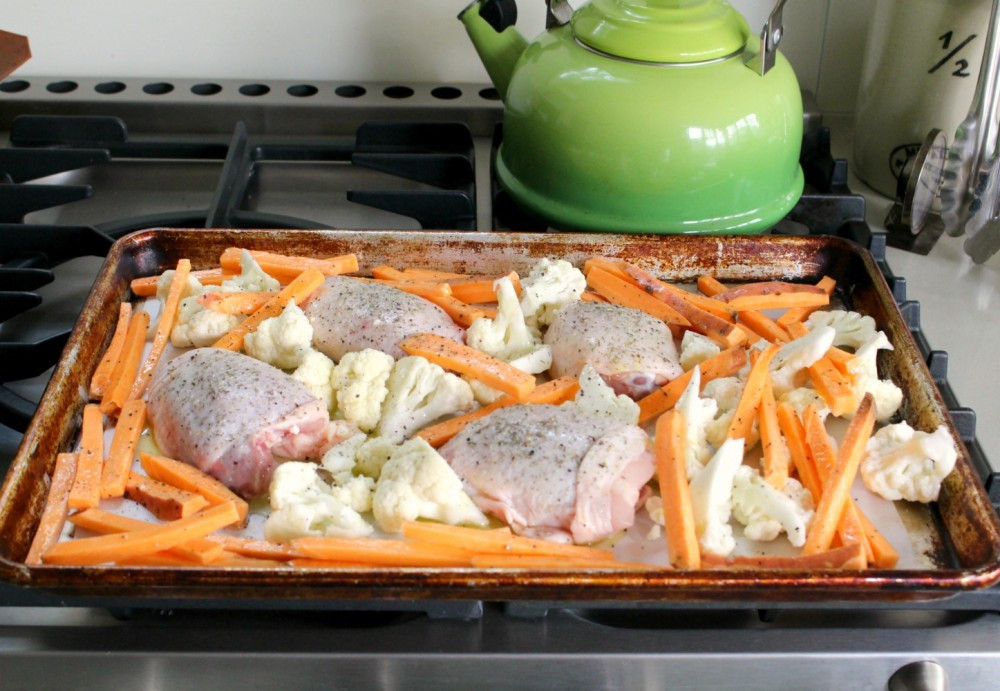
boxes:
[1,228,998,606]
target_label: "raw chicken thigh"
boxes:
[303,276,464,360]
[439,404,655,544]
[544,300,683,398]
[147,348,335,498]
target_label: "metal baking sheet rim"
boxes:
[1,228,998,605]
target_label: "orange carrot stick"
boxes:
[637,346,748,424]
[293,536,475,567]
[197,290,277,315]
[655,410,701,569]
[67,404,104,510]
[25,452,79,565]
[42,501,240,565]
[725,343,780,441]
[758,378,790,490]
[100,398,147,499]
[219,247,358,282]
[69,508,226,565]
[802,394,876,556]
[447,272,522,304]
[417,375,580,447]
[587,267,690,327]
[399,332,537,400]
[130,268,235,297]
[422,293,497,328]
[129,258,191,400]
[777,276,837,327]
[99,310,150,416]
[89,302,132,399]
[400,521,615,561]
[124,472,211,521]
[212,267,324,351]
[139,452,250,523]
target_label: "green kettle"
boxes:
[460,0,804,234]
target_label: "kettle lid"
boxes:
[571,0,751,64]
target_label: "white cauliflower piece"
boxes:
[769,325,836,396]
[573,363,640,425]
[702,377,758,450]
[264,461,373,541]
[372,438,488,533]
[850,331,903,422]
[731,466,814,547]
[292,350,336,412]
[674,367,718,479]
[467,276,552,372]
[679,330,721,372]
[518,258,586,328]
[861,422,958,503]
[170,299,242,348]
[688,437,744,557]
[244,302,314,370]
[376,356,475,443]
[331,349,395,432]
[778,387,831,423]
[320,433,368,476]
[221,249,281,293]
[355,437,400,479]
[806,309,877,350]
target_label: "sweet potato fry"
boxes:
[637,346,747,424]
[293,536,475,567]
[42,501,240,565]
[725,343,780,441]
[219,247,358,283]
[207,535,304,561]
[124,471,211,520]
[400,267,469,280]
[422,293,497,328]
[69,508,225,565]
[802,394,876,556]
[469,555,657,570]
[587,267,690,328]
[68,404,104,510]
[655,411,700,569]
[129,258,191,400]
[130,268,235,297]
[139,452,250,523]
[580,291,609,303]
[99,310,150,416]
[89,302,132,399]
[197,290,277,315]
[417,375,579,447]
[212,267,324,351]
[807,356,857,417]
[777,276,837,327]
[583,256,631,282]
[25,453,79,565]
[757,378,790,490]
[713,281,830,311]
[775,403,823,503]
[100,398,147,499]
[702,543,864,570]
[447,271,521,304]
[400,521,615,561]
[399,332,536,400]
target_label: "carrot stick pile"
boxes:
[29,248,914,573]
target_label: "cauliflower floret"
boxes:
[264,461,373,542]
[679,330,721,372]
[777,387,831,422]
[320,433,368,476]
[467,276,552,371]
[731,466,814,547]
[292,350,336,412]
[376,356,475,444]
[860,422,958,503]
[573,363,640,425]
[850,331,903,422]
[644,495,664,540]
[330,349,395,432]
[702,377,758,450]
[355,436,400,479]
[372,438,488,533]
[518,258,587,328]
[769,325,836,396]
[688,437,744,557]
[674,367,718,479]
[170,299,242,348]
[221,249,281,293]
[806,309,878,350]
[244,302,314,370]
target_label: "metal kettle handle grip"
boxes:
[546,0,573,28]
[747,0,788,76]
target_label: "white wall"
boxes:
[4,0,871,114]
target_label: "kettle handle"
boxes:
[745,0,787,76]
[546,0,573,29]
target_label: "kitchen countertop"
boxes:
[827,114,1000,469]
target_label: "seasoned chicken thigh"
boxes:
[544,300,683,398]
[439,404,655,544]
[147,348,336,498]
[304,276,464,361]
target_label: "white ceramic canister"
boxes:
[853,0,991,197]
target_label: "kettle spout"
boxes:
[459,0,528,101]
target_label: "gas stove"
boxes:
[1,76,998,689]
